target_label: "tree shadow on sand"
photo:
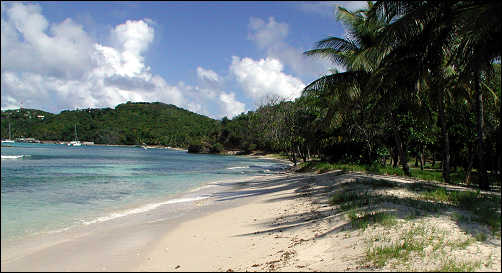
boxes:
[211,171,501,242]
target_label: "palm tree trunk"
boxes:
[475,73,489,190]
[390,146,399,168]
[393,128,410,176]
[438,96,451,183]
[465,142,474,186]
[498,125,501,182]
[419,145,425,171]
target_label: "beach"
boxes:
[2,170,501,272]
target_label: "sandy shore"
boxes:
[2,171,500,272]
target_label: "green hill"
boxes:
[1,102,219,147]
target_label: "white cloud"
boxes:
[194,67,246,118]
[248,17,288,50]
[247,16,332,81]
[219,92,246,118]
[0,2,244,119]
[296,1,368,18]
[1,3,167,112]
[197,66,222,84]
[230,56,305,101]
[1,3,94,79]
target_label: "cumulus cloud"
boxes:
[1,3,94,79]
[230,56,305,101]
[219,92,246,118]
[248,17,288,50]
[0,2,243,119]
[195,67,246,118]
[196,66,222,86]
[296,1,368,18]
[247,16,332,81]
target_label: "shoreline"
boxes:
[6,141,292,165]
[2,170,500,271]
[0,173,287,271]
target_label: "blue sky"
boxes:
[1,1,367,119]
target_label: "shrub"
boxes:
[209,142,224,154]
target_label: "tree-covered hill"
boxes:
[1,102,219,147]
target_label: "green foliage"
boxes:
[187,140,204,153]
[209,142,224,154]
[475,232,487,242]
[1,102,219,148]
[435,259,481,272]
[418,187,501,234]
[349,211,397,230]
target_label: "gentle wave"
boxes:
[226,166,250,170]
[81,195,209,225]
[1,155,29,159]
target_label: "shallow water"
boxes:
[1,143,288,241]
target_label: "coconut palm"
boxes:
[304,1,423,174]
[372,0,501,188]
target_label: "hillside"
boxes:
[1,102,219,147]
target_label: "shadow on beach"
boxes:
[210,170,501,243]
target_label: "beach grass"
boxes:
[324,175,500,270]
[297,160,500,188]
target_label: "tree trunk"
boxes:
[499,100,501,182]
[299,145,307,163]
[438,96,451,183]
[391,146,399,168]
[292,148,297,167]
[475,73,489,190]
[393,129,410,176]
[465,143,475,186]
[420,145,425,171]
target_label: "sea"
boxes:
[1,142,289,243]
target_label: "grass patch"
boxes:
[366,223,477,270]
[475,232,488,242]
[348,211,398,230]
[419,187,501,235]
[329,184,446,214]
[298,160,500,188]
[405,209,422,220]
[329,190,362,205]
[452,213,471,223]
[366,225,428,267]
[435,258,481,272]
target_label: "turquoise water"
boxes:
[1,143,287,241]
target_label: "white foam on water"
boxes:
[81,195,209,225]
[226,166,249,170]
[1,155,28,159]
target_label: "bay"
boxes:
[1,143,288,242]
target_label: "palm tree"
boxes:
[304,2,419,175]
[372,0,501,188]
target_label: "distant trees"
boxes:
[1,102,219,148]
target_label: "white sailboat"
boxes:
[1,122,15,144]
[68,124,82,146]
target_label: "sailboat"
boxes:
[67,124,82,146]
[1,122,15,144]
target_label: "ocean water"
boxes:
[1,143,288,242]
